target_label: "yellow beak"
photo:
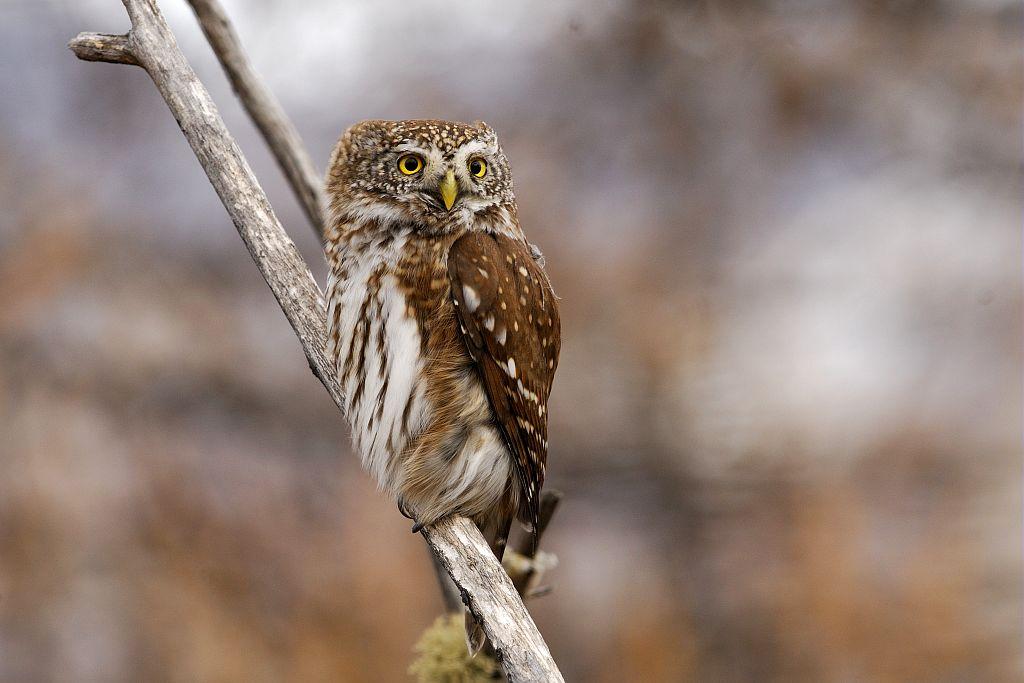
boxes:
[439,169,458,211]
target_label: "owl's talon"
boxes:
[399,499,425,531]
[410,510,459,534]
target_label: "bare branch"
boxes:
[185,0,326,237]
[84,0,343,411]
[427,541,465,613]
[423,517,564,682]
[509,490,562,596]
[71,2,562,680]
[68,32,138,65]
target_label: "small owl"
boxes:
[323,119,560,620]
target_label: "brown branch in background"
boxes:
[508,490,562,597]
[185,0,326,237]
[68,2,562,680]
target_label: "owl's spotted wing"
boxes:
[448,232,560,537]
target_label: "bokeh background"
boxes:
[1,0,1020,680]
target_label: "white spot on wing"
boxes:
[506,357,517,378]
[463,285,480,312]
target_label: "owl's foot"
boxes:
[409,510,457,534]
[399,498,429,533]
[397,497,415,521]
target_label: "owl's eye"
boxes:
[469,157,487,178]
[397,154,424,175]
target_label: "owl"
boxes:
[323,119,560,633]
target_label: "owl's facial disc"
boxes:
[329,120,516,233]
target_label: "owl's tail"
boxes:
[464,515,514,655]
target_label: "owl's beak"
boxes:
[438,169,458,211]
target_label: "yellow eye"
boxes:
[469,157,487,178]
[397,154,424,175]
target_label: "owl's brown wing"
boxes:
[448,231,560,538]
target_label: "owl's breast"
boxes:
[325,231,469,494]
[327,266,426,491]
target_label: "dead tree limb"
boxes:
[423,517,562,681]
[67,32,138,65]
[71,19,341,412]
[427,540,466,613]
[68,2,562,680]
[184,0,326,237]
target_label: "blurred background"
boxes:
[0,0,1020,680]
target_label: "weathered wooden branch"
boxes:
[427,539,466,613]
[69,2,562,680]
[184,0,326,237]
[423,517,561,681]
[67,32,139,65]
[71,7,341,412]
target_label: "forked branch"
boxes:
[68,1,562,681]
[184,0,326,237]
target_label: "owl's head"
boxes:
[326,119,518,235]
